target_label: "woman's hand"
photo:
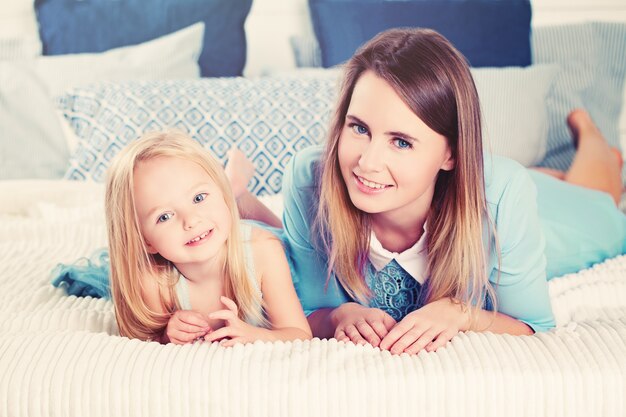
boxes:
[332,302,396,347]
[165,309,212,345]
[203,296,263,347]
[379,298,469,355]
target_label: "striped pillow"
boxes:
[533,22,626,181]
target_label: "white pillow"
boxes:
[30,21,205,97]
[0,0,41,59]
[0,23,205,180]
[473,64,559,166]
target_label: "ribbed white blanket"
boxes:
[0,181,625,417]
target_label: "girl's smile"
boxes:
[186,229,214,246]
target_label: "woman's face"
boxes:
[337,71,454,224]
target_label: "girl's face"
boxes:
[338,71,454,225]
[133,156,232,269]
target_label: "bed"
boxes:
[1,0,626,416]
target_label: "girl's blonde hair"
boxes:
[316,28,497,325]
[105,131,265,340]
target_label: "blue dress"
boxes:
[279,145,626,332]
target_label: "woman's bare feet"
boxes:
[564,109,623,205]
[224,148,255,199]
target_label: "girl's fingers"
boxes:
[204,326,236,343]
[220,296,238,314]
[177,310,210,328]
[208,309,237,322]
[220,337,245,348]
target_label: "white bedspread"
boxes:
[0,180,625,417]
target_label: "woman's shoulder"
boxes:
[284,145,324,189]
[483,153,535,205]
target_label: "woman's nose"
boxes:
[358,140,385,173]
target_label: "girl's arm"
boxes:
[141,272,210,344]
[254,230,312,341]
[204,228,312,345]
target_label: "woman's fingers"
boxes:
[402,329,439,355]
[343,324,367,345]
[355,319,381,346]
[426,330,457,352]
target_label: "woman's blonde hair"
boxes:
[316,28,497,325]
[105,131,265,340]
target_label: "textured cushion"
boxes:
[58,66,554,195]
[59,77,337,196]
[35,0,252,77]
[309,0,532,68]
[0,63,68,179]
[532,22,626,181]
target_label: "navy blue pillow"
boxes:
[35,0,252,77]
[309,0,532,68]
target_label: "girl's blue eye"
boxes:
[194,193,207,203]
[393,138,412,149]
[350,123,368,135]
[157,213,173,223]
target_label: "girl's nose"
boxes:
[358,140,385,173]
[183,215,201,230]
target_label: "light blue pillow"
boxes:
[533,22,626,181]
[59,78,337,196]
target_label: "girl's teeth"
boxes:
[189,231,209,243]
[359,176,386,189]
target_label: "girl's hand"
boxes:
[379,298,470,355]
[165,310,212,345]
[203,296,263,347]
[332,302,396,347]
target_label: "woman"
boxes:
[271,28,625,355]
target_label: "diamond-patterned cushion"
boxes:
[59,77,338,196]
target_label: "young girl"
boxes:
[105,131,311,345]
[271,28,626,355]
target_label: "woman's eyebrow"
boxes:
[386,130,418,142]
[346,114,370,129]
[347,114,417,142]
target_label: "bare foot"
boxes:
[567,109,602,149]
[610,147,624,171]
[224,148,255,199]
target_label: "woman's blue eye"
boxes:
[351,123,368,135]
[157,213,172,223]
[194,193,207,203]
[393,138,412,149]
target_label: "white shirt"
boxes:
[368,227,429,284]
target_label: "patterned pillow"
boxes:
[59,77,338,196]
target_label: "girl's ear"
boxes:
[145,241,159,255]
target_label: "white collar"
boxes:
[368,226,428,284]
